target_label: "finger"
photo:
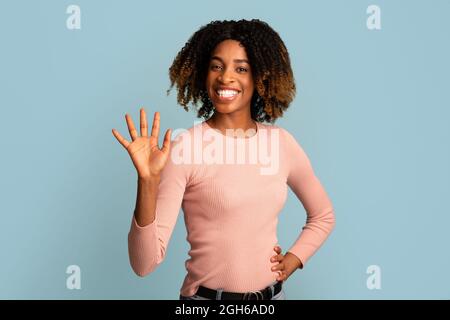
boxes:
[271,263,284,272]
[161,128,172,153]
[112,129,130,149]
[270,253,284,263]
[140,108,148,137]
[270,254,281,262]
[125,113,139,141]
[273,246,282,254]
[151,111,160,139]
[276,271,287,281]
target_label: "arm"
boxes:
[128,139,189,277]
[282,128,336,269]
[112,108,188,277]
[134,175,160,227]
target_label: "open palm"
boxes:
[112,108,172,178]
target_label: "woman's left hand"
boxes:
[270,246,303,282]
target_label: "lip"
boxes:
[213,86,241,102]
[215,86,241,92]
[213,89,240,102]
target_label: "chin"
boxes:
[212,104,240,114]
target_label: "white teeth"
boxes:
[217,90,239,97]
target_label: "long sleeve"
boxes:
[126,121,336,296]
[282,128,336,269]
[127,136,190,277]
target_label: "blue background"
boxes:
[0,0,449,299]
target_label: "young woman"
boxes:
[112,19,335,300]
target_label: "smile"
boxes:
[214,89,240,101]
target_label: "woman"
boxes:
[112,19,335,300]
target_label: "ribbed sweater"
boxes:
[128,120,335,297]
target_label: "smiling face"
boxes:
[206,39,255,116]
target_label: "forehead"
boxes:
[210,39,248,60]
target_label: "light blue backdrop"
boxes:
[0,0,449,299]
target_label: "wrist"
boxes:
[138,173,161,182]
[285,252,303,270]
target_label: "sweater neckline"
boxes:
[202,120,260,140]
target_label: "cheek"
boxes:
[243,79,255,98]
[205,74,212,89]
[243,74,254,92]
[206,71,216,88]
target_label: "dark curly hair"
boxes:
[167,19,296,124]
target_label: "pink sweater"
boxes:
[128,121,335,297]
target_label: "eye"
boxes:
[211,64,222,71]
[237,67,248,73]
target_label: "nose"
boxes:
[217,66,235,84]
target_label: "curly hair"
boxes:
[167,19,296,124]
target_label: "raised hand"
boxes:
[112,108,172,179]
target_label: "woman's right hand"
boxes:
[112,108,172,179]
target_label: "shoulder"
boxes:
[171,122,201,140]
[167,121,204,152]
[258,122,297,144]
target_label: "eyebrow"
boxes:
[210,56,250,64]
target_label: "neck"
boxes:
[207,114,258,138]
[207,113,257,138]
